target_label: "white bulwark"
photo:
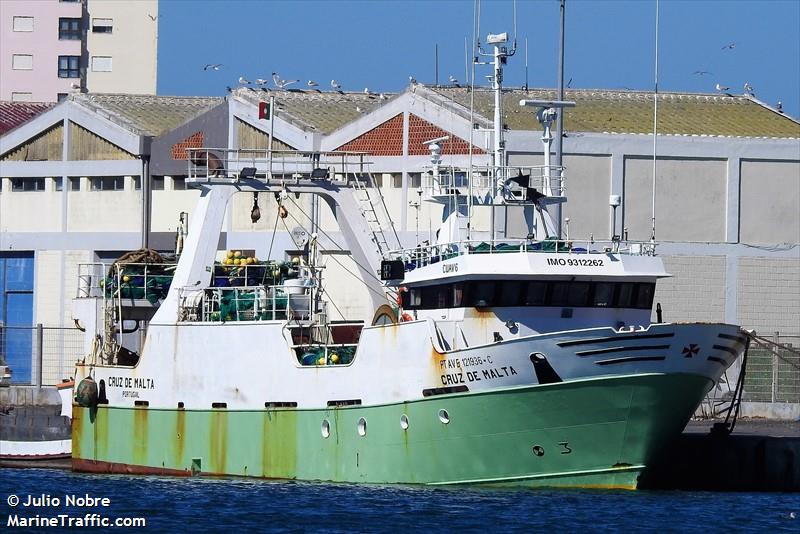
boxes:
[0,85,798,385]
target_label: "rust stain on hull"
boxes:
[133,407,149,465]
[175,408,186,467]
[210,409,228,474]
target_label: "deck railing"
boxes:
[389,237,657,270]
[186,148,373,183]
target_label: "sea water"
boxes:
[1,468,797,532]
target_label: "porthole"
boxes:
[321,419,330,438]
[438,409,450,424]
[400,414,409,430]
[357,417,367,437]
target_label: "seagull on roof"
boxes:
[777,101,783,112]
[363,87,371,94]
[409,75,417,84]
[693,70,713,76]
[715,82,730,92]
[743,82,755,96]
[721,42,736,50]
[204,63,222,71]
[356,106,363,113]
[331,79,341,90]
[307,80,318,88]
[238,76,251,85]
[272,72,298,89]
[448,75,459,87]
[256,78,268,86]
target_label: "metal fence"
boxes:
[0,325,84,386]
[742,334,800,404]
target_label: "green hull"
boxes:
[72,373,710,489]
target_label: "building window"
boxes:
[152,177,165,190]
[69,177,81,191]
[57,93,68,102]
[391,174,403,188]
[92,18,113,33]
[133,177,141,190]
[11,178,46,192]
[12,54,33,70]
[11,92,33,102]
[90,177,124,191]
[91,56,112,72]
[58,56,80,78]
[13,16,34,32]
[409,173,422,188]
[172,177,186,190]
[54,178,63,191]
[58,18,81,40]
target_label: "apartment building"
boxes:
[0,0,157,103]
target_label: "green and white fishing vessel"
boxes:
[71,33,745,489]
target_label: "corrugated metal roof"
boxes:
[70,93,223,137]
[426,86,800,138]
[0,101,54,135]
[233,87,390,135]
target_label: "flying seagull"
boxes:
[715,82,730,92]
[238,76,251,85]
[693,70,713,76]
[743,82,754,96]
[721,42,736,50]
[272,72,298,89]
[147,13,157,21]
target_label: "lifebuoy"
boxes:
[400,312,413,322]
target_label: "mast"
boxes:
[491,37,505,171]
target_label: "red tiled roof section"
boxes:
[408,114,484,155]
[336,114,403,155]
[0,102,54,135]
[171,131,204,160]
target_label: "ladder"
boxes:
[350,173,399,256]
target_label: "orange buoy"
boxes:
[400,312,413,322]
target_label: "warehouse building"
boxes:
[0,84,798,385]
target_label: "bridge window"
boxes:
[402,280,656,311]
[593,282,614,307]
[525,282,547,305]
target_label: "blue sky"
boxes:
[158,0,800,118]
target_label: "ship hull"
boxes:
[72,372,710,489]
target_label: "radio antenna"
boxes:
[650,0,660,243]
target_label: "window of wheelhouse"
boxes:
[402,280,656,310]
[593,282,614,307]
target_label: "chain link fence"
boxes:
[0,325,84,386]
[742,333,800,404]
